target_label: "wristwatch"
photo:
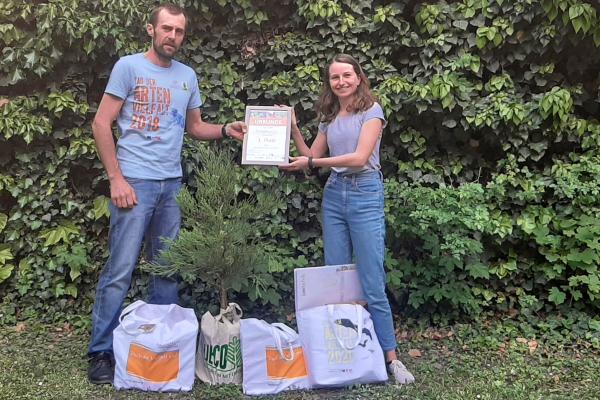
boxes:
[221,124,228,139]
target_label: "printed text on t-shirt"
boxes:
[130,77,172,132]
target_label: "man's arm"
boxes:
[92,93,137,208]
[186,108,246,141]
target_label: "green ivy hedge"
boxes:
[1,0,599,322]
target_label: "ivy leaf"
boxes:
[585,274,600,294]
[568,5,583,20]
[24,51,37,69]
[0,263,13,282]
[517,214,536,234]
[0,246,13,264]
[55,244,88,281]
[548,287,566,305]
[0,245,13,283]
[39,222,80,246]
[566,248,595,265]
[0,213,7,233]
[93,196,110,220]
[452,20,468,30]
[65,283,78,298]
[11,68,23,84]
[476,36,487,49]
[467,262,489,279]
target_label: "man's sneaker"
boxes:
[388,359,415,384]
[88,352,114,384]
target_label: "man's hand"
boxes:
[110,176,138,208]
[225,121,247,141]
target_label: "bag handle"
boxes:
[218,302,243,323]
[230,303,243,320]
[118,301,178,335]
[270,324,295,361]
[328,304,363,350]
[271,322,298,340]
[118,300,147,324]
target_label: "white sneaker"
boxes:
[388,359,415,384]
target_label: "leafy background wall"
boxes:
[1,0,599,325]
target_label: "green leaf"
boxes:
[572,18,582,34]
[476,36,487,49]
[568,5,583,20]
[517,214,537,234]
[11,68,23,84]
[467,262,489,279]
[93,196,110,220]
[0,213,7,233]
[39,223,80,246]
[0,263,13,282]
[0,246,12,264]
[548,287,566,305]
[65,283,78,298]
[566,249,595,265]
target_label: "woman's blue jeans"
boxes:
[322,171,397,352]
[88,178,182,355]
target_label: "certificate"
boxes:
[242,106,291,166]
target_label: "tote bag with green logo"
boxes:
[195,303,243,384]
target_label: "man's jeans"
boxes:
[88,178,182,355]
[322,171,397,352]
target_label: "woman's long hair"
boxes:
[315,54,376,123]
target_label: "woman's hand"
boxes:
[276,104,299,132]
[279,156,309,172]
[289,107,298,130]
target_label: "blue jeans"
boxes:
[322,171,397,352]
[88,177,182,355]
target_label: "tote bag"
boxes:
[113,300,199,391]
[297,303,388,387]
[240,318,311,395]
[195,303,243,384]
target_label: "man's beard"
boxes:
[153,39,177,61]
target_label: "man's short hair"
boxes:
[149,3,187,28]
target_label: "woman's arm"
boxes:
[283,118,382,171]
[292,128,329,158]
[288,106,328,158]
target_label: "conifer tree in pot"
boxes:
[147,144,279,309]
[146,144,281,384]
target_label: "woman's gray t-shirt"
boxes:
[318,103,386,174]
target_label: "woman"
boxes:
[281,54,415,384]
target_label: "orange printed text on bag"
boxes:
[265,346,308,379]
[126,343,179,382]
[113,300,198,391]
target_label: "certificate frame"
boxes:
[241,106,291,166]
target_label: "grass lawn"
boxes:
[0,321,598,400]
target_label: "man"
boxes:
[88,3,246,384]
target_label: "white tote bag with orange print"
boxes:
[113,300,199,391]
[240,318,311,395]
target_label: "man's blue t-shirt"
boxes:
[105,53,202,180]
